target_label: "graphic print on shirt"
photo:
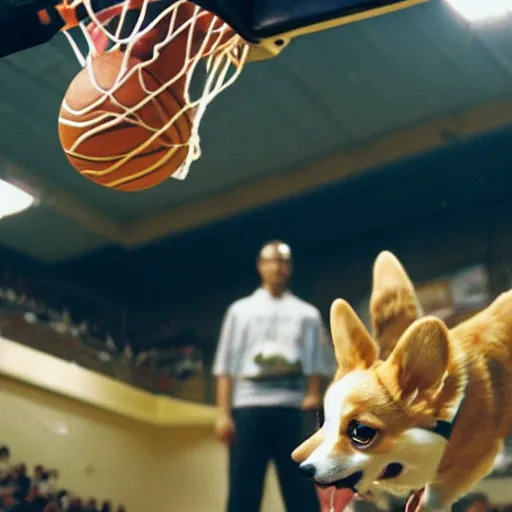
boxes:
[240,312,304,392]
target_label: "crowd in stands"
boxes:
[0,446,125,512]
[0,266,205,387]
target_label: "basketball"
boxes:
[58,50,193,192]
[131,1,236,81]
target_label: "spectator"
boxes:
[46,470,59,496]
[67,497,84,512]
[463,494,490,512]
[11,463,31,503]
[43,499,61,512]
[31,465,48,498]
[56,490,70,511]
[84,498,99,512]
[0,445,123,512]
[100,500,112,512]
[8,501,41,512]
[212,240,335,512]
[0,446,11,482]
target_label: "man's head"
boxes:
[257,241,293,294]
[86,498,98,510]
[34,464,44,479]
[0,446,10,462]
[453,493,491,512]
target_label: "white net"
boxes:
[59,0,249,185]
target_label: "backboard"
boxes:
[0,0,428,187]
[0,0,427,60]
[199,0,428,60]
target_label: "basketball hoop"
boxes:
[56,0,249,187]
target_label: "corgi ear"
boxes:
[370,251,423,360]
[330,299,379,373]
[386,317,450,400]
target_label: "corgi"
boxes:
[292,251,512,512]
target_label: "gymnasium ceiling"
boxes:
[0,0,512,262]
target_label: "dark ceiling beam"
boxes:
[126,96,512,246]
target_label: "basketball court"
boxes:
[0,0,511,262]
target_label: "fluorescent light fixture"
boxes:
[445,0,512,22]
[0,179,35,219]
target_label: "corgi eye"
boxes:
[347,420,379,449]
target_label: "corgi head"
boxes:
[293,252,466,495]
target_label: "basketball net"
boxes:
[58,0,249,181]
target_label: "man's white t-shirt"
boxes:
[213,288,335,408]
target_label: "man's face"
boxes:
[257,243,292,288]
[466,500,489,512]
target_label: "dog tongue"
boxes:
[316,487,355,512]
[406,489,425,512]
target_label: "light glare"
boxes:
[0,179,34,219]
[445,0,512,22]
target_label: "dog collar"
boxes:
[425,389,465,441]
[424,355,468,442]
[425,420,453,441]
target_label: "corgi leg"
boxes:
[420,485,448,512]
[421,440,503,512]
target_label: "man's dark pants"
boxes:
[227,406,321,512]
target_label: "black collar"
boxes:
[425,392,464,441]
[425,419,454,441]
[424,356,468,442]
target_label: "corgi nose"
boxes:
[299,463,316,480]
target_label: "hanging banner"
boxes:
[450,264,490,311]
[356,263,490,327]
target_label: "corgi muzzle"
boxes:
[300,462,404,491]
[297,420,454,491]
[300,465,363,491]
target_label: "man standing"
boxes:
[213,241,335,512]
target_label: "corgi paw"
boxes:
[423,485,448,512]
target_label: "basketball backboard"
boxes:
[0,0,427,60]
[199,0,428,60]
[0,0,428,187]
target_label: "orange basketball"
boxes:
[131,1,236,81]
[58,50,193,192]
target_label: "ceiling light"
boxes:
[0,179,35,220]
[445,0,512,22]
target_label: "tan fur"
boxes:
[432,289,512,504]
[332,299,379,374]
[293,251,512,511]
[370,251,423,360]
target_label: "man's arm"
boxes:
[216,374,233,415]
[303,375,323,410]
[212,306,237,443]
[214,374,236,443]
[306,375,323,399]
[212,305,236,382]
